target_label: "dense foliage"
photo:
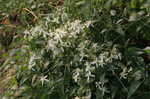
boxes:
[0,0,150,99]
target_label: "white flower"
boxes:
[84,20,94,27]
[120,67,133,79]
[110,10,116,16]
[28,54,40,69]
[47,40,57,50]
[85,71,95,83]
[129,14,137,21]
[85,62,95,82]
[73,68,81,82]
[40,75,49,86]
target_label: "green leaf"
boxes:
[144,48,150,54]
[127,80,143,99]
[127,47,144,55]
[131,0,137,8]
[133,92,150,99]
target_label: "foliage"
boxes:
[0,0,150,99]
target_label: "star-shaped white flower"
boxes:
[40,75,49,86]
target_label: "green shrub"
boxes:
[1,0,150,99]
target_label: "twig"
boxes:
[22,8,38,22]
